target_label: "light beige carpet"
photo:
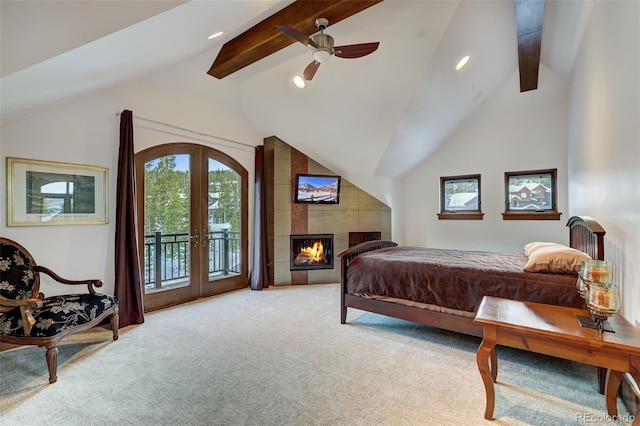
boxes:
[0,283,633,425]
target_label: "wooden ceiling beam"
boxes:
[514,0,545,92]
[208,0,382,79]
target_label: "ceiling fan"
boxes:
[276,18,380,81]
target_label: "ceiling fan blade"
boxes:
[276,25,318,49]
[334,42,380,59]
[303,61,321,81]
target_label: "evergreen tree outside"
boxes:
[143,155,241,235]
[208,159,242,276]
[142,155,242,286]
[143,154,192,288]
[141,150,244,291]
[208,159,240,233]
[144,154,190,235]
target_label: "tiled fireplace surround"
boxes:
[265,136,391,285]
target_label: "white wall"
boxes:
[391,0,639,325]
[0,78,261,297]
[568,0,640,325]
[394,66,571,253]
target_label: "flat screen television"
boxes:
[294,173,341,204]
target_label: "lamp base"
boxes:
[578,315,615,333]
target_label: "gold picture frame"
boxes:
[7,157,108,226]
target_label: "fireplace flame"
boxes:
[294,241,328,266]
[299,241,324,262]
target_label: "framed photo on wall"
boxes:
[6,157,108,226]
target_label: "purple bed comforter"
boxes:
[346,246,584,313]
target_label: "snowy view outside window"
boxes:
[506,170,555,211]
[441,175,480,212]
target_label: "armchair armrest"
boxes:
[34,265,103,295]
[0,294,43,335]
[0,294,44,309]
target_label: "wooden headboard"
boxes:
[567,215,606,261]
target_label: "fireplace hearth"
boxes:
[290,234,334,271]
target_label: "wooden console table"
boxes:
[474,296,640,423]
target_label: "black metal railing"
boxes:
[144,230,240,288]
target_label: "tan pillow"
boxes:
[523,245,592,274]
[523,241,566,257]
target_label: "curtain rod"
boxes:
[116,111,255,149]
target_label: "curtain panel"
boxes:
[115,110,144,327]
[250,145,269,290]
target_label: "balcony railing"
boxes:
[143,230,240,290]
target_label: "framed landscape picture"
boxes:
[7,157,108,226]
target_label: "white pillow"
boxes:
[523,241,566,257]
[523,245,592,274]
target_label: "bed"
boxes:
[339,215,605,338]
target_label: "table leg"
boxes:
[477,326,497,420]
[490,345,498,382]
[629,356,640,426]
[605,369,622,416]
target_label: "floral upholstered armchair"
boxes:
[0,237,119,383]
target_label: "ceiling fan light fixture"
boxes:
[293,75,305,89]
[456,55,470,71]
[313,50,331,64]
[276,18,379,81]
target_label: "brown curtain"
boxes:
[250,145,269,290]
[115,110,144,327]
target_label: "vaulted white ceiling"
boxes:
[0,0,592,202]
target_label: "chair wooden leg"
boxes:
[45,345,58,384]
[110,312,119,340]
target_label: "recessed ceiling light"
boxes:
[456,55,470,71]
[208,31,223,40]
[293,76,305,89]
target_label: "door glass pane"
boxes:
[143,154,191,293]
[207,158,241,280]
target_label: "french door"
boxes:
[135,143,248,311]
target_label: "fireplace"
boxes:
[290,234,334,271]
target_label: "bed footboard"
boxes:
[339,240,398,324]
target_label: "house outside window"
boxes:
[438,174,483,220]
[503,168,560,220]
